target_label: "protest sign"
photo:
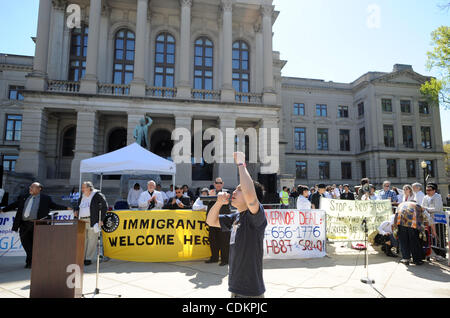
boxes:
[320,198,392,241]
[263,209,326,259]
[102,210,211,262]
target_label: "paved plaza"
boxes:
[0,243,448,298]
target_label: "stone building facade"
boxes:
[0,0,448,198]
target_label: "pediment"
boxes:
[373,70,429,85]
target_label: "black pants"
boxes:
[19,221,34,265]
[208,227,230,263]
[398,226,423,263]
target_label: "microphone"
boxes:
[39,212,59,220]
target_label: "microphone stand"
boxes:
[360,218,375,285]
[82,201,121,298]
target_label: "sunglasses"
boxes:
[215,182,223,184]
[426,189,434,192]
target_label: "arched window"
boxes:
[154,33,175,88]
[113,29,135,85]
[232,40,250,100]
[69,26,88,81]
[62,126,76,157]
[194,37,213,90]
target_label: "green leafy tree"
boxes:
[420,26,450,109]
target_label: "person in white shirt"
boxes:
[193,188,209,211]
[166,184,175,201]
[296,185,312,210]
[138,180,164,210]
[412,183,425,206]
[377,213,398,257]
[421,182,445,258]
[156,184,169,205]
[127,183,143,208]
[332,184,340,199]
[401,185,414,203]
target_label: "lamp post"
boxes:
[421,160,428,187]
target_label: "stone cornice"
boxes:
[261,4,274,18]
[0,63,33,72]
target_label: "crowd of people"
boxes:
[0,151,268,298]
[282,177,447,265]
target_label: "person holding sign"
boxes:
[206,152,267,298]
[164,186,192,210]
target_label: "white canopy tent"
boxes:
[79,143,176,191]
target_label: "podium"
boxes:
[30,220,86,298]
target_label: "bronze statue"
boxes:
[133,116,152,149]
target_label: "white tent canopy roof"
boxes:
[80,143,176,176]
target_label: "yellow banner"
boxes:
[102,210,211,262]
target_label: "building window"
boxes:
[340,129,350,151]
[382,99,392,112]
[68,25,88,81]
[424,160,435,178]
[400,100,411,113]
[294,103,305,116]
[383,125,395,148]
[358,102,365,117]
[316,104,327,117]
[341,162,352,180]
[5,115,22,141]
[360,127,366,150]
[62,126,76,157]
[294,128,306,150]
[2,155,18,172]
[154,32,175,88]
[232,40,250,100]
[8,85,24,100]
[317,128,328,150]
[338,106,349,118]
[406,160,416,178]
[419,101,430,114]
[361,160,367,178]
[113,29,135,85]
[193,37,213,91]
[402,126,414,148]
[319,162,330,180]
[387,159,397,178]
[421,127,432,149]
[296,161,307,179]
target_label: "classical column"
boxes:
[26,0,52,91]
[98,4,111,83]
[80,0,102,94]
[220,0,234,102]
[177,0,193,99]
[174,115,192,186]
[15,108,49,179]
[254,23,264,93]
[70,110,99,184]
[217,117,238,187]
[261,4,276,105]
[131,0,149,96]
[48,0,67,80]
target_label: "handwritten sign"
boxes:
[320,198,392,241]
[263,209,326,259]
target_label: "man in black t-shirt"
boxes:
[311,184,326,209]
[206,152,267,298]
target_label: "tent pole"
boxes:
[100,173,103,192]
[173,174,175,188]
[79,173,82,195]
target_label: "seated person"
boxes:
[193,188,209,211]
[164,186,192,210]
[376,213,398,257]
